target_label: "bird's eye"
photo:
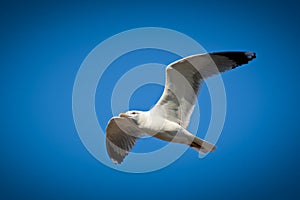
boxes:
[132,112,136,114]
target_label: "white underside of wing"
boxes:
[151,55,210,128]
[151,52,239,128]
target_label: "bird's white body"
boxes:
[135,111,193,144]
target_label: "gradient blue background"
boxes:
[1,0,299,199]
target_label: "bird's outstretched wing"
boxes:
[106,117,142,164]
[151,52,256,128]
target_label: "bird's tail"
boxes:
[190,137,216,153]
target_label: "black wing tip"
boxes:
[245,52,256,60]
[211,51,256,67]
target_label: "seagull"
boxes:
[106,51,256,164]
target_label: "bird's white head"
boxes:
[119,110,143,122]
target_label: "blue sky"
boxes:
[1,0,299,199]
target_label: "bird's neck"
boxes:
[137,111,163,130]
[136,111,149,126]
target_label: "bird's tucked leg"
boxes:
[190,137,216,153]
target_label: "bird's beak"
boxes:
[119,113,130,118]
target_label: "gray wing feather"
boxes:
[106,117,142,164]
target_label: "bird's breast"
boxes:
[138,117,181,137]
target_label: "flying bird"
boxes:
[106,51,256,164]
